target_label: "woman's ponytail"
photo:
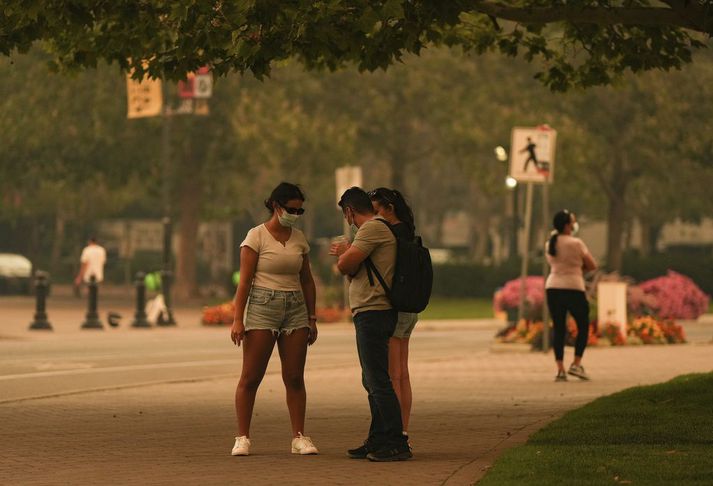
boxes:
[549,210,573,257]
[548,231,559,257]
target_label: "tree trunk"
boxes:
[606,192,627,272]
[175,141,203,299]
[389,148,406,191]
[49,211,66,275]
[639,221,662,257]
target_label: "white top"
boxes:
[545,235,592,292]
[80,244,107,283]
[240,224,310,291]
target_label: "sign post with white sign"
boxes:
[509,125,557,352]
[509,126,557,184]
[334,166,363,309]
[335,166,363,208]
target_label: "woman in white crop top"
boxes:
[545,210,597,382]
[229,182,319,457]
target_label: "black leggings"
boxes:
[546,289,590,361]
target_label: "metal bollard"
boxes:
[157,269,176,326]
[131,271,150,328]
[29,271,52,331]
[81,276,103,329]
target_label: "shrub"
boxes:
[494,276,545,320]
[637,271,710,320]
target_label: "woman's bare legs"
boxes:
[388,336,412,433]
[235,330,277,437]
[277,327,310,437]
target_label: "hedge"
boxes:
[433,253,713,299]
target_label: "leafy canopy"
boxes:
[1,1,711,90]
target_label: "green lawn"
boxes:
[479,372,713,485]
[420,297,493,320]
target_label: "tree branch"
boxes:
[469,1,706,33]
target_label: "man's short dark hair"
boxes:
[338,187,374,214]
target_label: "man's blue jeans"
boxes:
[353,309,406,447]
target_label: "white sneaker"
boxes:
[568,364,590,381]
[291,433,319,455]
[231,435,251,456]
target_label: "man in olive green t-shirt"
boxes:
[330,187,411,462]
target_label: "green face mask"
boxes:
[571,222,580,236]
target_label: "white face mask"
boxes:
[343,208,356,233]
[278,210,301,228]
[571,221,580,236]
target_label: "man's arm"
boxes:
[336,245,368,276]
[74,262,88,285]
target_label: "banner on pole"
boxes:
[177,66,213,100]
[126,73,162,119]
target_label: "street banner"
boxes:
[177,67,213,99]
[509,125,557,183]
[126,74,162,118]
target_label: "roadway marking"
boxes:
[0,359,238,381]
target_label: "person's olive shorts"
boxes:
[392,312,418,339]
[244,286,309,336]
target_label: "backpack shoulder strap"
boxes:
[364,257,391,295]
[374,217,397,237]
[363,217,396,294]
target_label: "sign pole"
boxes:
[517,182,534,323]
[335,166,363,315]
[159,85,176,326]
[541,182,550,352]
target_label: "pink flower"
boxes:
[637,271,710,320]
[496,276,545,318]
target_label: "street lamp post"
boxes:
[496,147,519,262]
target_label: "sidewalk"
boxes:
[1,301,712,485]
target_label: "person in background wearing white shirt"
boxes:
[545,210,597,382]
[229,182,319,457]
[74,237,107,288]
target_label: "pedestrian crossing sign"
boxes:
[509,126,557,183]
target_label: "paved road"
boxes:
[1,296,712,485]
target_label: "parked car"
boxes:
[0,253,33,294]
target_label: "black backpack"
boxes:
[364,219,433,313]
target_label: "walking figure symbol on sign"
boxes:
[509,126,557,184]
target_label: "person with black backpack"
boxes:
[330,187,412,462]
[368,187,421,441]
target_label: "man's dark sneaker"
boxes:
[366,443,413,462]
[347,441,378,459]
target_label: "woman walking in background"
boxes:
[545,210,597,382]
[369,187,418,440]
[229,182,319,456]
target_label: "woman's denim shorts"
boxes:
[244,286,310,336]
[392,312,418,339]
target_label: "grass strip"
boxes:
[479,372,713,485]
[420,297,493,320]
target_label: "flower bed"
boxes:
[494,270,702,348]
[496,316,685,347]
[493,276,545,321]
[634,271,710,320]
